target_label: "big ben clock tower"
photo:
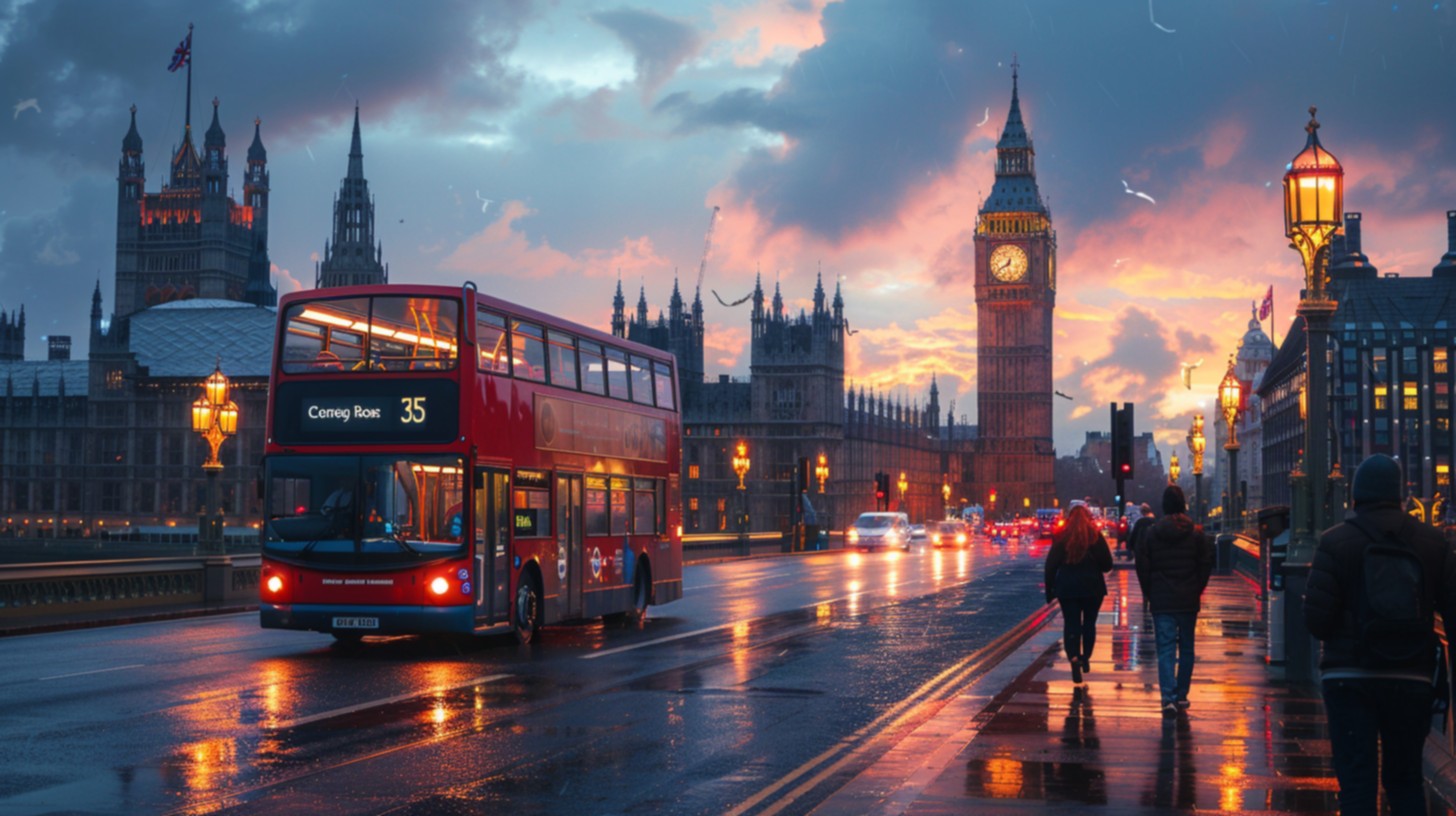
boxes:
[973,59,1056,512]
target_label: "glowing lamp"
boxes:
[1283,106,1344,300]
[1218,355,1243,450]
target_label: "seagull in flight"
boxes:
[1121,179,1156,205]
[712,289,752,308]
[13,98,39,119]
[475,191,493,214]
[1179,358,1204,390]
[1054,390,1074,401]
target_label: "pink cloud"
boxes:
[710,0,828,67]
[441,200,669,281]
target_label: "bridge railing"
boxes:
[0,554,260,624]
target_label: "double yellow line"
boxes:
[725,602,1055,816]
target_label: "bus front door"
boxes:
[556,473,583,620]
[474,467,511,625]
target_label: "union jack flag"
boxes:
[1258,285,1273,321]
[167,29,191,73]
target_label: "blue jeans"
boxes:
[1322,678,1432,816]
[1153,612,1196,705]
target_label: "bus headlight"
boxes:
[429,577,451,596]
[265,574,283,594]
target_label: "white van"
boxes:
[848,512,911,552]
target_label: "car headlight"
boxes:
[932,533,942,545]
[848,528,859,542]
[886,530,900,542]
[956,533,967,545]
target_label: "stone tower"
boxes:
[972,60,1057,512]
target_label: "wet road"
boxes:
[0,538,1049,815]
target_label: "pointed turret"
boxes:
[122,105,143,154]
[317,105,388,288]
[247,116,267,162]
[244,117,270,241]
[118,105,145,220]
[772,282,783,318]
[1436,211,1456,278]
[204,97,226,149]
[813,269,826,314]
[752,273,765,327]
[636,285,648,325]
[611,278,626,337]
[670,277,684,321]
[348,104,364,180]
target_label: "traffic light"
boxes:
[1111,402,1135,479]
[797,457,811,493]
[874,471,887,509]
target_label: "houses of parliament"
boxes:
[0,69,1061,537]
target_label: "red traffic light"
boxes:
[875,491,885,499]
[1120,463,1131,474]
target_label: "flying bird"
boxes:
[475,191,493,214]
[1180,358,1204,390]
[712,289,752,308]
[1054,390,1074,401]
[1121,179,1156,205]
[13,98,39,119]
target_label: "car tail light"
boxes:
[429,577,451,596]
[265,574,283,594]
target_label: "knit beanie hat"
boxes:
[1162,484,1187,515]
[1352,454,1402,507]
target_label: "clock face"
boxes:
[989,244,1028,283]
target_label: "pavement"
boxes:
[815,567,1456,815]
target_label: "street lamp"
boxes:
[1188,414,1206,525]
[815,453,829,494]
[1169,452,1181,486]
[1284,105,1344,563]
[897,472,908,510]
[942,480,951,516]
[732,442,750,490]
[1219,355,1244,532]
[191,363,238,554]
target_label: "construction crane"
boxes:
[695,205,720,297]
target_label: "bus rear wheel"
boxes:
[514,572,542,645]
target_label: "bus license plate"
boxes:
[332,616,379,629]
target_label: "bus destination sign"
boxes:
[274,380,458,444]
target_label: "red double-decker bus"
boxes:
[259,283,683,643]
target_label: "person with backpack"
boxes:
[1304,454,1456,815]
[1127,502,1155,566]
[1044,504,1114,684]
[1135,485,1213,716]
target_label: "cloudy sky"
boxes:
[2,0,1455,456]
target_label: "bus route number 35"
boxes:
[400,396,427,424]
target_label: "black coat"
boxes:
[1134,514,1212,613]
[1044,531,1113,602]
[1303,504,1456,675]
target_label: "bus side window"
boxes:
[548,331,578,390]
[476,309,510,374]
[653,361,675,410]
[605,347,630,401]
[513,322,547,382]
[579,342,606,395]
[628,355,654,406]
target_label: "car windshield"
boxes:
[855,515,893,529]
[263,454,465,565]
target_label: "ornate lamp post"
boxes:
[1169,452,1181,486]
[191,364,238,554]
[897,472,908,512]
[815,453,829,494]
[942,480,952,518]
[1284,106,1344,561]
[1219,356,1244,532]
[731,441,750,551]
[1188,414,1206,525]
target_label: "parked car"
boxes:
[931,520,969,548]
[848,512,911,552]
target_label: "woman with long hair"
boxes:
[1044,504,1114,683]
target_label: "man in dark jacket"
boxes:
[1304,454,1456,815]
[1126,502,1155,564]
[1135,485,1213,715]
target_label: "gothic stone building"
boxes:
[614,274,971,535]
[0,101,387,539]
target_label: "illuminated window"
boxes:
[688,464,700,480]
[1437,347,1449,375]
[1374,384,1388,411]
[1404,382,1419,412]
[689,497,698,511]
[106,369,124,390]
[1438,464,1450,488]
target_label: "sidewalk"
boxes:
[817,569,1456,815]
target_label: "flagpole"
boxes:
[184,22,193,131]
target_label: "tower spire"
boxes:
[348,103,364,179]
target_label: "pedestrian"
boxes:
[1304,454,1456,816]
[1134,484,1213,716]
[1127,502,1155,565]
[1044,504,1114,684]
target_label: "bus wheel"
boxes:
[514,572,542,645]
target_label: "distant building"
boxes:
[615,274,971,532]
[1213,308,1275,522]
[1259,210,1456,515]
[0,98,390,538]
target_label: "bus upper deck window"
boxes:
[653,361,675,410]
[605,347,630,401]
[476,309,510,374]
[513,322,546,382]
[579,341,605,395]
[548,331,578,390]
[628,355,654,406]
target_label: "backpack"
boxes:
[1348,516,1433,669]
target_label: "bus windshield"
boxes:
[280,295,460,374]
[264,454,466,565]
